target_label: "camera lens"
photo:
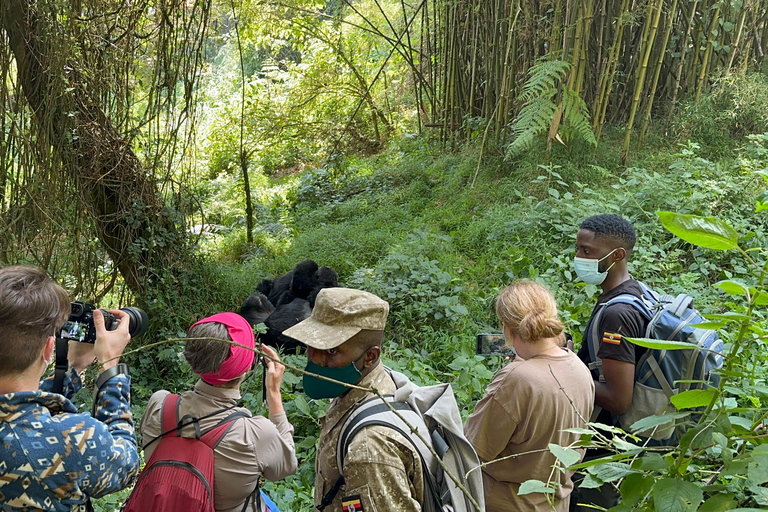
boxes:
[121,307,149,339]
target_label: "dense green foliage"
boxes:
[3,0,768,509]
[87,121,768,510]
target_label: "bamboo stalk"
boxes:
[638,0,679,148]
[594,0,630,142]
[621,0,664,164]
[695,2,721,102]
[727,2,749,71]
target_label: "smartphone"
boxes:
[476,333,516,357]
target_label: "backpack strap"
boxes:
[584,287,655,423]
[199,410,250,449]
[645,355,676,399]
[326,395,443,511]
[144,395,241,450]
[161,394,182,435]
[586,292,655,382]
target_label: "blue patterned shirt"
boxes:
[0,368,140,511]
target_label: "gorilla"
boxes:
[242,260,340,352]
[258,259,319,308]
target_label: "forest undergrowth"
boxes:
[83,115,768,511]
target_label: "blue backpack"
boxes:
[586,281,724,441]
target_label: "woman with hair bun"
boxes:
[464,280,594,512]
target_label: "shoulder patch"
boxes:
[342,494,364,512]
[602,332,622,345]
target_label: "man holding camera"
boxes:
[0,266,140,511]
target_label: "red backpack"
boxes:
[124,394,247,512]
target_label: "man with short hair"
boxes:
[571,214,649,511]
[284,287,426,512]
[0,265,140,511]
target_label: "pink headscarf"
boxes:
[189,312,255,386]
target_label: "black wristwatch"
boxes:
[95,363,130,389]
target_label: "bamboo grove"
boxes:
[409,0,768,159]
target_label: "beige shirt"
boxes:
[464,349,595,512]
[140,380,297,512]
[314,361,425,511]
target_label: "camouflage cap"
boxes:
[283,287,389,350]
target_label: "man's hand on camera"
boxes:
[68,341,97,373]
[93,309,131,372]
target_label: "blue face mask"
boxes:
[303,350,368,399]
[573,248,618,285]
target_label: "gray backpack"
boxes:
[333,369,485,512]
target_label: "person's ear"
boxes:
[614,247,626,262]
[363,346,380,369]
[43,336,55,364]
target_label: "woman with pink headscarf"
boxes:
[139,313,297,511]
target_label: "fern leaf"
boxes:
[520,60,570,103]
[562,89,597,147]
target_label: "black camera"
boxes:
[60,301,149,343]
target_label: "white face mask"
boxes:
[573,248,618,285]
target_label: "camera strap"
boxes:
[52,336,69,395]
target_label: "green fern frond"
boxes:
[520,60,570,103]
[507,97,558,157]
[562,89,597,146]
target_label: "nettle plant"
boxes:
[521,198,768,511]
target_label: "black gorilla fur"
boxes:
[241,260,340,351]
[239,293,275,327]
[263,299,311,351]
[308,266,339,307]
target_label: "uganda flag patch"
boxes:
[342,495,364,512]
[603,332,622,345]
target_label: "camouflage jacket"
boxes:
[0,368,140,511]
[314,362,424,512]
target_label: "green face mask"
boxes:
[303,351,367,399]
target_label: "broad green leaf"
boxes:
[753,290,768,305]
[651,477,703,512]
[611,437,640,452]
[586,422,627,435]
[570,451,641,470]
[714,279,750,297]
[589,462,637,482]
[703,312,752,322]
[630,412,689,433]
[728,416,752,432]
[517,479,555,495]
[671,389,717,409]
[562,427,594,435]
[748,452,768,485]
[620,473,654,506]
[548,444,582,468]
[690,321,727,329]
[698,493,737,512]
[632,453,669,471]
[579,473,604,489]
[625,337,698,350]
[657,211,739,251]
[748,482,768,506]
[722,459,749,477]
[294,394,311,416]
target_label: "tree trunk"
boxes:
[1,0,188,294]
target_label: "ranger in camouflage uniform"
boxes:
[284,288,424,512]
[0,266,140,511]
